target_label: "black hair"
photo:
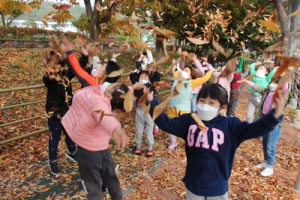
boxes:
[197,83,228,107]
[137,70,149,80]
[143,52,147,56]
[105,61,121,83]
[110,83,129,111]
[272,76,281,84]
[184,65,198,79]
[256,64,270,74]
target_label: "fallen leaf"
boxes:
[20,62,26,69]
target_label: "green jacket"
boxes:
[249,63,277,96]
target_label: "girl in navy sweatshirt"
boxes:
[147,83,287,199]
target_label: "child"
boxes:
[239,77,289,176]
[42,52,77,175]
[132,71,156,156]
[167,64,213,150]
[136,50,153,70]
[147,83,286,199]
[227,65,241,117]
[246,62,277,122]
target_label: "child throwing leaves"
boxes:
[167,64,213,150]
[147,83,287,199]
[246,61,277,122]
[239,77,289,176]
[42,51,77,175]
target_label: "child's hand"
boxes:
[201,57,207,62]
[274,90,289,119]
[112,53,121,59]
[113,128,129,148]
[237,79,248,83]
[81,44,90,57]
[146,91,154,102]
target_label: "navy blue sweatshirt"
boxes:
[149,98,283,197]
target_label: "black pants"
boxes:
[227,88,239,117]
[77,146,122,200]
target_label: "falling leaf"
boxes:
[95,2,101,11]
[41,18,48,27]
[137,92,148,106]
[264,41,282,52]
[52,4,72,10]
[150,24,176,39]
[175,81,183,94]
[139,42,153,52]
[129,11,141,22]
[240,41,245,49]
[273,70,293,101]
[152,96,173,121]
[258,20,280,32]
[245,75,255,80]
[257,5,267,15]
[191,113,207,134]
[124,89,134,112]
[187,37,209,45]
[43,187,51,192]
[153,81,172,89]
[288,8,300,17]
[218,60,235,78]
[212,40,228,57]
[108,42,114,48]
[213,51,219,58]
[107,68,124,78]
[273,55,300,80]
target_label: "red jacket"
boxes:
[230,73,241,89]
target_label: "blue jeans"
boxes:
[262,126,282,166]
[191,94,198,112]
[48,118,76,162]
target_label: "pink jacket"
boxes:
[61,85,121,151]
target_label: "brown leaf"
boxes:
[272,55,300,80]
[175,81,183,94]
[150,24,176,39]
[212,40,228,57]
[264,41,282,52]
[95,2,101,11]
[218,60,235,78]
[143,103,151,116]
[191,113,207,134]
[257,5,267,15]
[20,62,26,70]
[153,81,172,89]
[245,74,255,80]
[152,96,172,121]
[277,70,293,88]
[107,68,124,78]
[52,4,72,10]
[139,42,153,52]
[187,37,209,45]
[41,18,48,27]
[137,92,148,106]
[288,8,300,17]
[43,187,51,192]
[108,42,114,47]
[258,20,280,32]
[124,89,134,112]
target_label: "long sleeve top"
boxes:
[148,98,283,197]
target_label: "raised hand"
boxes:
[81,43,91,57]
[112,52,121,59]
[237,79,248,84]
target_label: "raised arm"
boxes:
[249,63,257,75]
[266,67,277,83]
[190,71,213,89]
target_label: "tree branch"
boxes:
[84,0,92,19]
[97,2,117,26]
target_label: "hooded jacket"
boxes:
[61,85,121,151]
[149,98,283,197]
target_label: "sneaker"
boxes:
[49,161,60,175]
[261,167,273,176]
[168,141,178,150]
[257,161,267,169]
[153,127,159,134]
[102,185,108,194]
[66,152,77,162]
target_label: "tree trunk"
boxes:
[295,161,300,191]
[272,0,289,41]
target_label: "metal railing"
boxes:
[292,69,300,109]
[0,74,171,145]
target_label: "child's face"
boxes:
[183,67,192,78]
[257,65,268,75]
[197,96,221,109]
[139,73,149,81]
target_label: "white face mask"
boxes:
[196,103,219,121]
[93,56,100,66]
[181,71,190,79]
[142,58,148,64]
[91,69,98,77]
[139,80,149,84]
[269,83,277,91]
[255,69,266,78]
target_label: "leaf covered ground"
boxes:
[0,48,300,199]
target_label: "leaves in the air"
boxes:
[218,60,235,78]
[272,55,300,80]
[264,41,282,52]
[153,81,172,89]
[212,40,228,57]
[95,2,101,11]
[124,89,134,112]
[52,4,72,10]
[191,113,207,134]
[107,68,125,78]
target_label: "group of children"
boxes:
[43,38,289,200]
